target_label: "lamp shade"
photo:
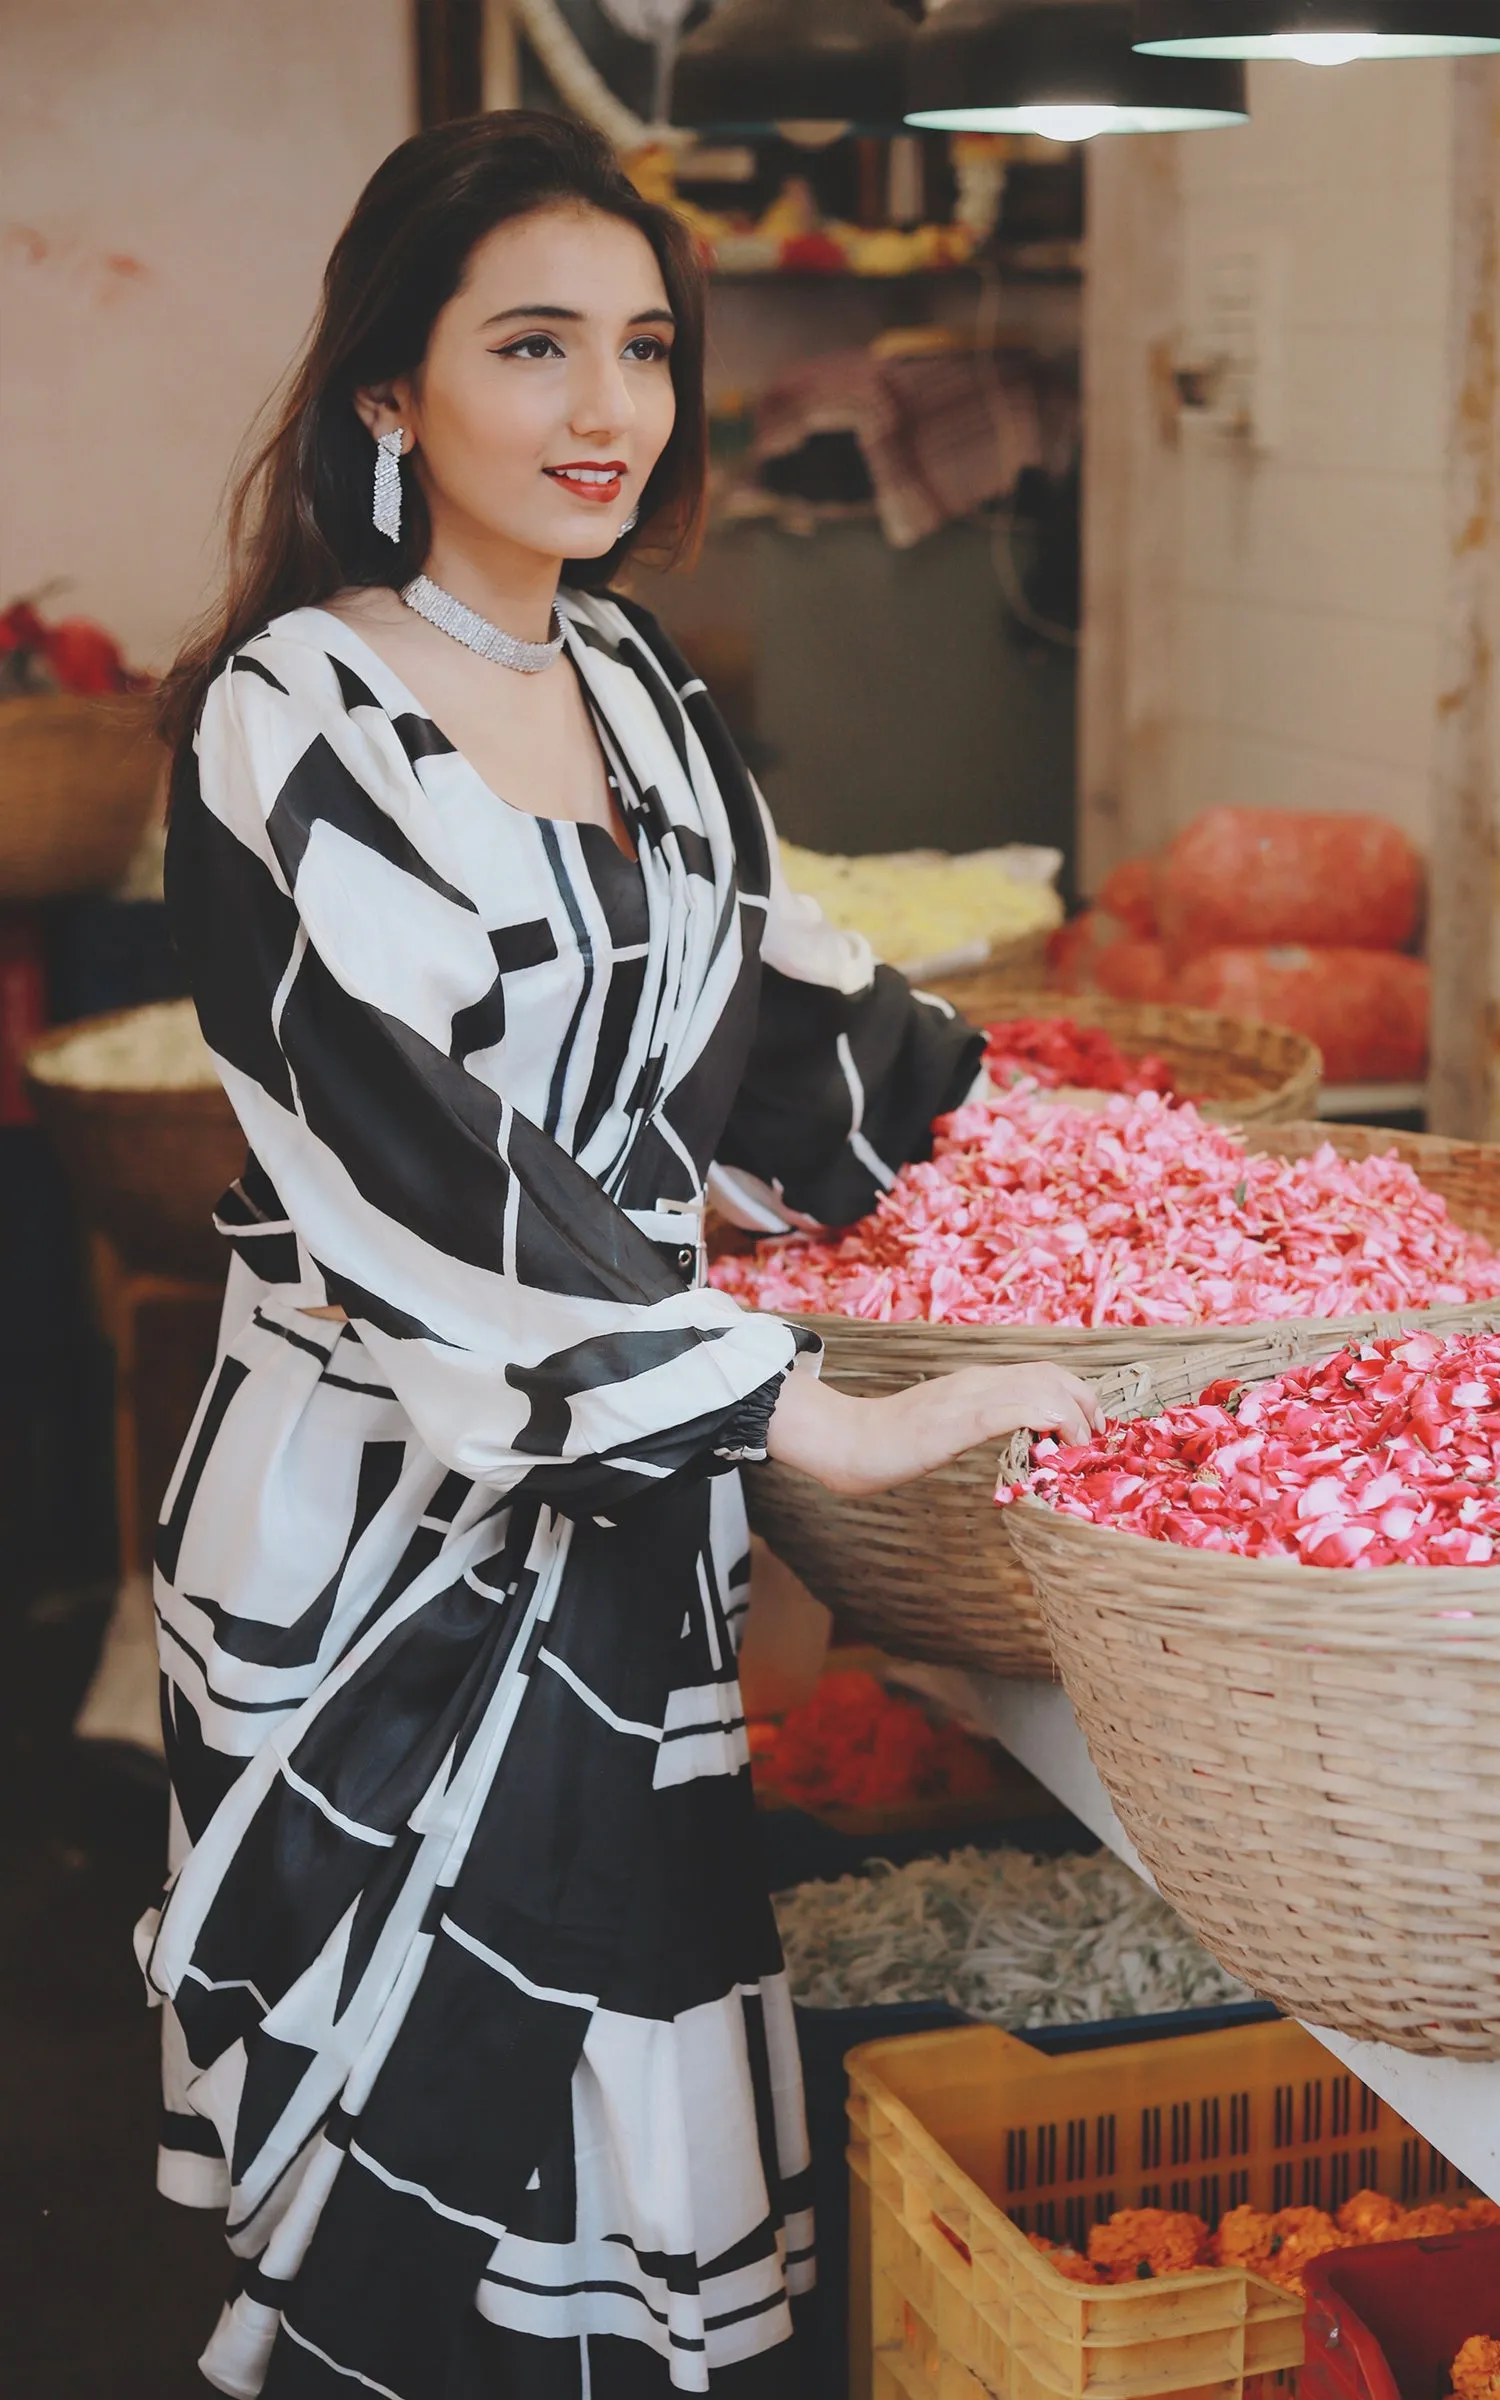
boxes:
[672,0,914,135]
[907,0,1249,134]
[1134,1,1500,58]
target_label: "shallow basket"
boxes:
[847,2017,1463,2400]
[25,1009,242,1280]
[1001,1322,1500,2059]
[743,1122,1500,1677]
[917,982,1324,1127]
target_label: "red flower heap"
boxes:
[1011,1330,1500,1569]
[710,1089,1500,1329]
[751,1669,1001,1813]
[983,1015,1175,1099]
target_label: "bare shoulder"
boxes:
[321,585,408,634]
[318,584,442,691]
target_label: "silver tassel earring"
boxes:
[373,428,405,543]
[619,509,639,538]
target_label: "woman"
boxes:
[141,111,1097,2399]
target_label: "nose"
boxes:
[569,338,634,445]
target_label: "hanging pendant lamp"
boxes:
[1133,2,1500,61]
[907,0,1248,137]
[672,0,914,138]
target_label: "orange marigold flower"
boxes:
[1260,2209,1350,2298]
[1026,2232,1102,2285]
[1450,2336,1500,2400]
[1052,2251,1106,2286]
[1398,2203,1462,2239]
[1202,2192,1497,2309]
[1335,2190,1405,2242]
[1214,2206,1276,2271]
[1452,2198,1500,2231]
[1087,2208,1211,2282]
[1271,2206,1336,2239]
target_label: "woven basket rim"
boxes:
[1004,1489,1500,1606]
[753,1301,1497,1349]
[953,985,1321,1067]
[918,980,1323,1122]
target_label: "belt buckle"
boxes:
[659,1196,706,1288]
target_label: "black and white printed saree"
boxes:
[137,590,980,2399]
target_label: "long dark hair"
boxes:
[159,111,708,752]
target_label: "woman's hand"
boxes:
[765,1361,1103,1498]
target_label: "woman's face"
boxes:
[376,203,678,565]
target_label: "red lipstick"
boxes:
[545,460,627,504]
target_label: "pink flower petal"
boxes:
[710,1091,1500,1331]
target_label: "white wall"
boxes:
[1083,59,1455,876]
[0,0,413,671]
[1175,60,1452,848]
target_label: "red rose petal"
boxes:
[1006,1329,1500,1569]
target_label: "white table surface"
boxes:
[902,1669,1500,2202]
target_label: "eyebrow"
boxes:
[481,303,676,329]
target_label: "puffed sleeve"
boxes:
[166,639,815,1517]
[708,788,985,1234]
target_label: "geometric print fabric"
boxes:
[140,591,980,2393]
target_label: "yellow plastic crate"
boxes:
[845,2019,1474,2400]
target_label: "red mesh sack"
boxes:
[1095,939,1174,1003]
[1097,856,1159,939]
[1050,909,1171,1002]
[1049,912,1172,1003]
[1175,947,1429,1084]
[1157,809,1423,958]
[1047,909,1114,993]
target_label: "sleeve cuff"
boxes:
[710,1323,823,1465]
[938,1025,989,1117]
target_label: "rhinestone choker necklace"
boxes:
[400,574,565,673]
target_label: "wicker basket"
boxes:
[743,1120,1500,1674]
[0,692,162,899]
[25,1009,242,1279]
[1002,1328,1500,2060]
[916,980,1323,1126]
